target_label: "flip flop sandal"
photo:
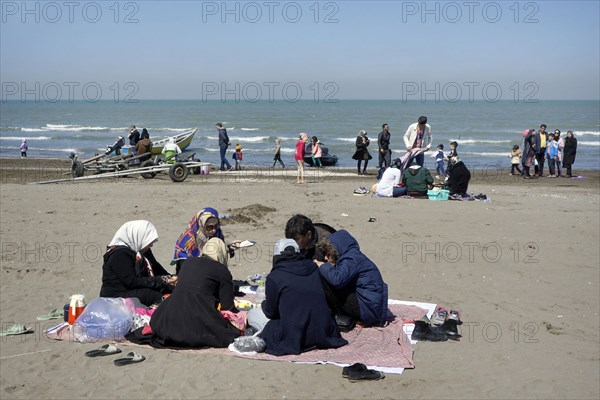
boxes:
[36,308,64,321]
[85,344,122,357]
[347,369,385,382]
[342,363,367,378]
[0,323,33,336]
[114,352,146,366]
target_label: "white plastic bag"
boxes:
[72,297,136,343]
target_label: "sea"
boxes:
[1,100,599,170]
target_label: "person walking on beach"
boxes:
[232,144,243,171]
[20,139,28,158]
[545,133,559,178]
[294,133,309,184]
[534,124,548,176]
[216,123,233,171]
[562,130,577,178]
[352,130,372,175]
[509,145,522,175]
[403,116,432,167]
[521,129,536,179]
[377,124,391,170]
[430,144,446,180]
[272,138,285,168]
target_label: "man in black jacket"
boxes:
[377,124,391,170]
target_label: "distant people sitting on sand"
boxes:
[444,156,471,196]
[562,130,577,178]
[404,116,432,167]
[521,129,536,178]
[99,220,176,307]
[352,130,372,175]
[216,122,233,171]
[310,136,323,167]
[162,137,182,164]
[545,132,560,178]
[232,144,243,170]
[377,124,392,170]
[172,207,236,274]
[372,158,406,198]
[147,238,241,348]
[136,134,153,162]
[106,136,125,156]
[246,239,347,355]
[129,125,140,154]
[285,214,335,260]
[402,162,434,196]
[20,139,28,158]
[315,230,389,327]
[430,144,446,180]
[509,145,522,176]
[294,133,309,184]
[272,138,285,168]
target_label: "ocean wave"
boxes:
[0,146,78,153]
[229,136,270,143]
[334,138,358,142]
[449,139,512,144]
[21,128,48,132]
[579,141,600,146]
[461,152,514,157]
[575,131,599,136]
[0,136,52,141]
[0,126,23,132]
[45,124,112,132]
[240,128,260,131]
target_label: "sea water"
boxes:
[1,100,598,170]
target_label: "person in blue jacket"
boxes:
[315,230,389,327]
[255,239,348,356]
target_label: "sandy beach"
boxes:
[1,158,598,399]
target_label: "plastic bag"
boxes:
[72,297,136,343]
[229,335,266,354]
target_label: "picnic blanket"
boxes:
[46,300,435,374]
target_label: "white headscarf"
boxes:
[109,220,158,254]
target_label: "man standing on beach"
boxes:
[377,124,391,170]
[535,124,548,176]
[403,116,432,167]
[216,123,233,171]
[128,125,140,155]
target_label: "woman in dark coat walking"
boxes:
[352,130,372,175]
[562,130,577,178]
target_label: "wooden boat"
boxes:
[303,144,339,166]
[150,128,197,155]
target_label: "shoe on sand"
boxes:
[85,344,122,357]
[114,352,146,366]
[342,363,367,378]
[348,368,385,382]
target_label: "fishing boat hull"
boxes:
[151,128,197,155]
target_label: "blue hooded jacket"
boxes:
[319,230,389,327]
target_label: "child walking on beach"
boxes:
[430,144,445,179]
[510,145,522,175]
[232,144,243,170]
[294,133,308,184]
[311,136,323,168]
[20,139,28,158]
[545,133,559,177]
[272,138,285,168]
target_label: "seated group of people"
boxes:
[373,154,471,198]
[99,210,389,356]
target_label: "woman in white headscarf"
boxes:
[100,220,176,306]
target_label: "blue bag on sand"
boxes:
[72,297,136,343]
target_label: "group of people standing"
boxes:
[517,125,578,178]
[100,210,388,356]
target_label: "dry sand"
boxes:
[1,158,599,399]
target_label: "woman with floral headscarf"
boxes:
[100,220,176,306]
[172,207,236,274]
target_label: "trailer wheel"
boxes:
[72,160,84,178]
[140,160,157,179]
[169,163,188,182]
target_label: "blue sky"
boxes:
[1,0,599,100]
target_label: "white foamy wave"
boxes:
[280,148,295,153]
[0,146,77,153]
[229,136,269,143]
[44,124,111,132]
[202,148,220,152]
[241,128,260,131]
[575,131,599,136]
[579,141,600,146]
[1,136,52,141]
[449,139,511,144]
[462,152,513,157]
[334,138,358,142]
[20,128,47,132]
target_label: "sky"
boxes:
[1,0,599,101]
